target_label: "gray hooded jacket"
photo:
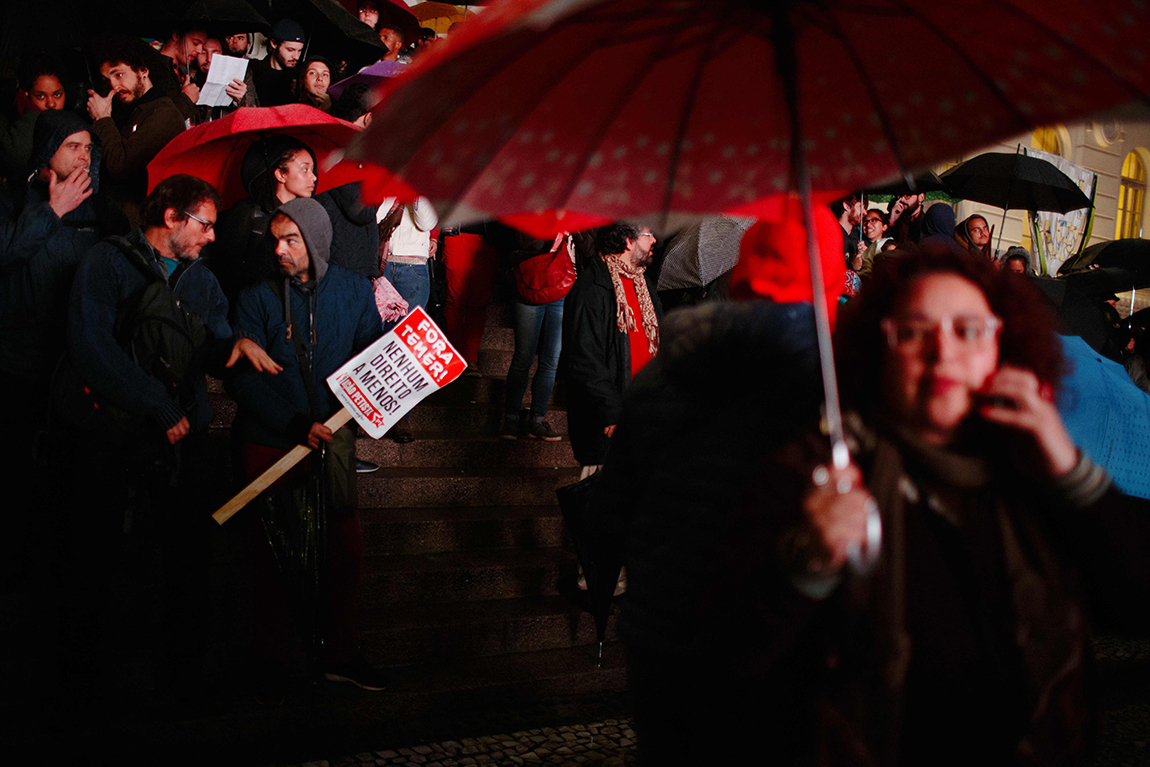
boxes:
[227,197,382,449]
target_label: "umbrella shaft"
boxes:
[773,8,848,470]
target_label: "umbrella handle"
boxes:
[846,497,882,575]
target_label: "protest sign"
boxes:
[326,307,466,439]
[213,308,464,525]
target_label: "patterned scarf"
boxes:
[603,253,659,355]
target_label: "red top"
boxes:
[621,278,653,378]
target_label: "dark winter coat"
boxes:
[0,109,128,381]
[317,183,381,279]
[89,86,186,226]
[68,227,233,432]
[561,255,663,465]
[227,199,382,450]
[587,300,823,659]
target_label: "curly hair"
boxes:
[834,242,1065,416]
[595,222,640,257]
[141,174,222,229]
[89,33,151,72]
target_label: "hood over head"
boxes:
[28,109,102,191]
[276,196,332,283]
[918,202,956,239]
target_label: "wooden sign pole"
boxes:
[212,409,355,525]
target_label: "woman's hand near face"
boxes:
[800,462,873,572]
[977,365,1078,477]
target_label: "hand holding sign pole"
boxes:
[212,308,466,525]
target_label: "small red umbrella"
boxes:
[147,105,383,208]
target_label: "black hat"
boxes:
[271,18,306,44]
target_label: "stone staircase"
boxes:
[177,302,625,758]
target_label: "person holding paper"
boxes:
[194,37,256,118]
[226,197,387,701]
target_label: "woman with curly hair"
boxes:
[729,244,1150,766]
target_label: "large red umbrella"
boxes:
[147,105,385,208]
[349,0,1150,565]
[352,0,1150,227]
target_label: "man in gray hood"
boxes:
[227,197,386,700]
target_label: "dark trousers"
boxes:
[241,441,363,668]
[54,430,216,702]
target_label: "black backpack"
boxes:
[52,236,208,445]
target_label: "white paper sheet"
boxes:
[196,55,249,107]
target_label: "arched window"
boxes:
[1115,151,1146,240]
[1032,126,1062,156]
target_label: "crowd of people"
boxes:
[2,4,1150,764]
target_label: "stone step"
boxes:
[406,404,569,435]
[480,325,515,352]
[357,435,576,470]
[361,547,576,605]
[358,467,579,508]
[487,301,516,328]
[208,394,569,435]
[359,596,616,667]
[430,373,568,408]
[478,347,516,379]
[360,505,567,555]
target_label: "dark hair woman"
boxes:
[209,137,317,299]
[734,244,1150,765]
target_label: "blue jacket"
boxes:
[228,261,382,449]
[68,227,233,432]
[0,110,128,380]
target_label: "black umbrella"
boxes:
[257,0,386,64]
[942,152,1092,213]
[183,0,271,33]
[1062,238,1150,284]
[942,151,1091,254]
[1063,267,1137,301]
[555,474,614,665]
[1030,275,1121,360]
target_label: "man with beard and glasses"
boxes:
[86,35,186,227]
[58,175,278,708]
[562,222,663,477]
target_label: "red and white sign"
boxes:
[326,307,466,440]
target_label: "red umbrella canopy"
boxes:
[351,0,1150,228]
[147,105,385,208]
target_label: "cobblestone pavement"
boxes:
[269,719,638,767]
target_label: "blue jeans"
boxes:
[504,299,563,419]
[382,260,430,333]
